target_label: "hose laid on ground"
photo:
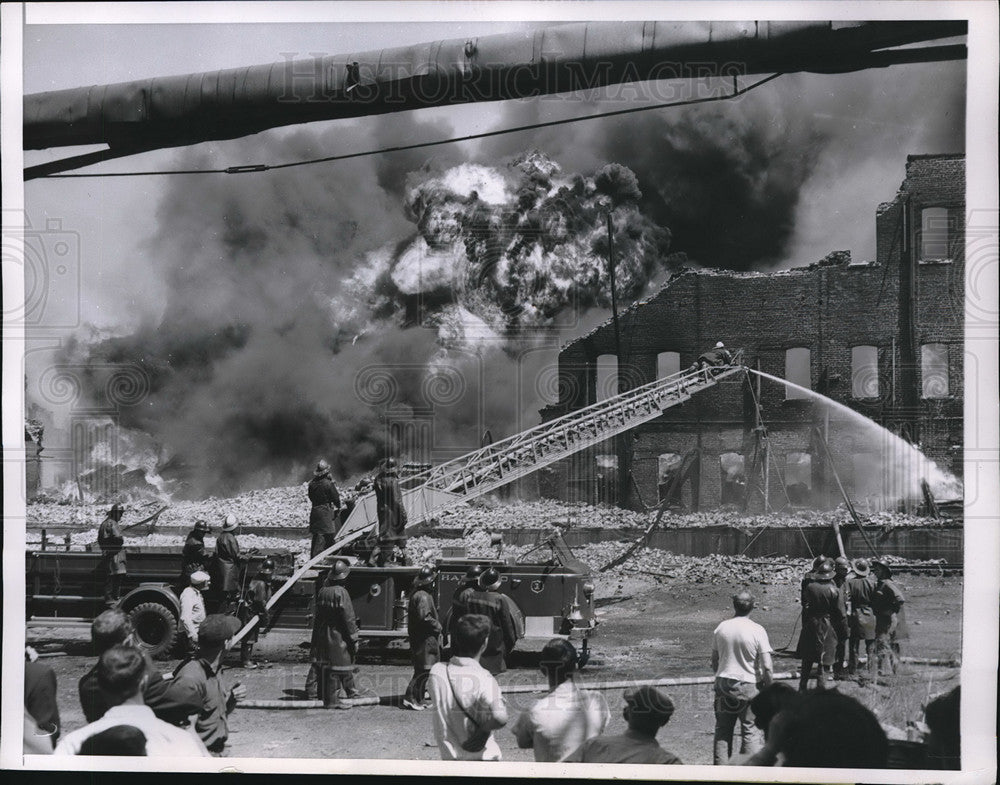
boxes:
[238,670,802,709]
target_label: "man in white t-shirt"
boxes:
[512,638,610,761]
[427,614,508,760]
[710,590,773,764]
[56,645,209,757]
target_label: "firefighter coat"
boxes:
[236,578,272,645]
[465,589,518,671]
[374,469,407,542]
[180,532,208,582]
[212,531,243,593]
[407,588,442,670]
[97,516,127,575]
[797,579,848,663]
[308,474,342,535]
[311,583,359,666]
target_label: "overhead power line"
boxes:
[30,73,784,180]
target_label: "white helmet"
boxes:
[715,341,725,349]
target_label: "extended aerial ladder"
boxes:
[229,356,747,644]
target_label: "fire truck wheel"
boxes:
[129,602,179,660]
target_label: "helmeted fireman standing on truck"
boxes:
[374,458,408,565]
[308,459,342,558]
[212,515,244,611]
[97,503,127,605]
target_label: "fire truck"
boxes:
[25,532,597,661]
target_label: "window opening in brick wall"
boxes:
[851,346,879,398]
[921,343,949,398]
[852,453,884,511]
[784,347,811,399]
[595,354,618,403]
[719,453,746,506]
[657,351,680,380]
[920,207,950,260]
[785,452,812,505]
[657,452,683,506]
[595,453,618,505]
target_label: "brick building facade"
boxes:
[540,154,964,511]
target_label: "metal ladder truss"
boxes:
[231,357,746,645]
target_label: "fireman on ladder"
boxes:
[689,342,733,376]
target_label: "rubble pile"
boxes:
[26,490,951,532]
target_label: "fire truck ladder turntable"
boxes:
[231,358,747,645]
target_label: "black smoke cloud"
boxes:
[477,62,965,269]
[49,58,964,498]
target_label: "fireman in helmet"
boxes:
[465,567,518,675]
[373,458,408,566]
[180,520,210,588]
[403,566,442,710]
[237,558,275,669]
[97,503,127,606]
[445,564,483,645]
[212,514,245,612]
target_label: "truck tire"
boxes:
[129,602,178,660]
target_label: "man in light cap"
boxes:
[308,459,342,558]
[564,686,682,764]
[212,515,244,612]
[97,502,127,605]
[710,590,772,763]
[179,571,210,656]
[172,614,246,754]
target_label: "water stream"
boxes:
[745,368,963,505]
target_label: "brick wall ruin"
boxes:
[542,154,965,511]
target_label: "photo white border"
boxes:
[2,1,997,782]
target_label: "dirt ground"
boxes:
[27,572,961,766]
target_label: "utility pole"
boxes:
[607,212,628,507]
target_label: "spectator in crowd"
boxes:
[445,565,482,645]
[24,708,54,755]
[923,685,960,770]
[172,614,246,755]
[711,590,773,764]
[512,638,610,762]
[403,566,442,711]
[734,683,800,766]
[465,567,518,675]
[97,503,127,605]
[179,571,210,657]
[212,515,245,611]
[236,558,274,669]
[427,614,508,761]
[871,561,906,676]
[847,558,878,681]
[775,690,889,769]
[179,520,210,588]
[797,558,848,691]
[564,686,682,764]
[79,725,148,756]
[57,645,209,757]
[79,609,201,726]
[25,647,60,744]
[308,459,342,558]
[309,561,363,708]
